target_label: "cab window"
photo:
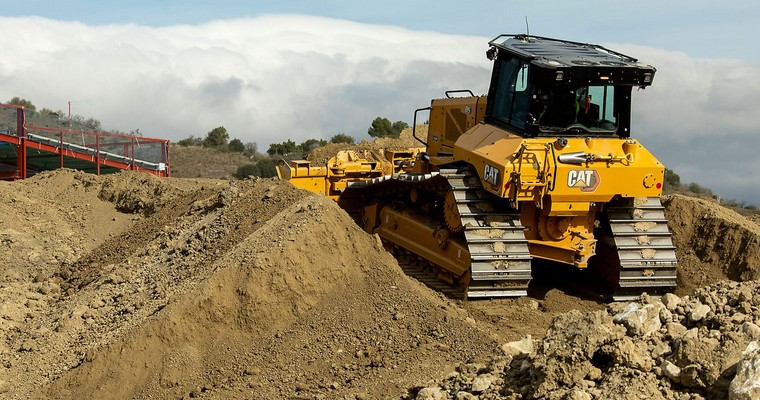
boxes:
[490,57,531,129]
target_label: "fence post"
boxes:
[16,108,26,179]
[96,134,101,175]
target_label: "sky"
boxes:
[1,1,759,205]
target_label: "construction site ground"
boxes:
[1,130,760,399]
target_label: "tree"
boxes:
[7,97,36,112]
[176,135,203,147]
[367,116,408,138]
[40,108,64,120]
[228,138,245,152]
[368,117,393,138]
[85,117,102,132]
[392,120,409,134]
[687,182,714,198]
[203,126,229,148]
[301,138,328,152]
[330,133,355,144]
[267,139,301,155]
[255,158,277,177]
[244,142,259,158]
[662,168,681,194]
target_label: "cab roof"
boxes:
[489,34,642,66]
[488,34,656,86]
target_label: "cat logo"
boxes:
[567,169,600,192]
[483,164,501,189]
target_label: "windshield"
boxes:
[487,55,632,137]
[531,85,618,134]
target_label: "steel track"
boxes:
[346,168,532,299]
[606,197,678,301]
[438,168,532,298]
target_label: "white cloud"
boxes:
[618,44,760,141]
[0,15,490,144]
[1,15,758,205]
[612,44,760,205]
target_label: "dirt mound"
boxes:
[404,195,760,400]
[408,281,760,400]
[0,169,499,399]
[664,194,760,294]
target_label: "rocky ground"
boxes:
[0,155,759,399]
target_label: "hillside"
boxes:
[169,146,254,179]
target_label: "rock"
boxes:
[731,313,747,324]
[679,364,701,387]
[586,366,602,381]
[661,293,681,312]
[612,337,653,371]
[613,302,662,336]
[665,322,688,339]
[661,360,681,382]
[729,341,760,400]
[651,341,672,359]
[689,303,711,322]
[658,306,674,324]
[416,387,445,400]
[681,327,699,341]
[455,391,477,400]
[740,322,760,341]
[471,374,495,392]
[501,335,533,357]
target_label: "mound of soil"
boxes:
[664,194,760,294]
[0,167,758,399]
[409,281,760,400]
[1,170,498,399]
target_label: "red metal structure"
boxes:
[0,104,170,180]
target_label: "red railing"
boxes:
[0,104,170,179]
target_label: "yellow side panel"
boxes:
[427,96,487,157]
[289,176,330,197]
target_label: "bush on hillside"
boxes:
[235,158,277,179]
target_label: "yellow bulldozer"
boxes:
[277,34,677,301]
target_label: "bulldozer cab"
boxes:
[484,35,656,139]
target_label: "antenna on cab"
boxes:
[525,16,530,37]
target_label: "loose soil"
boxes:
[1,151,758,399]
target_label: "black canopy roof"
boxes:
[488,34,656,86]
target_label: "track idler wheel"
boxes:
[444,190,463,232]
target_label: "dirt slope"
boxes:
[0,168,758,399]
[0,170,499,399]
[664,194,760,293]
